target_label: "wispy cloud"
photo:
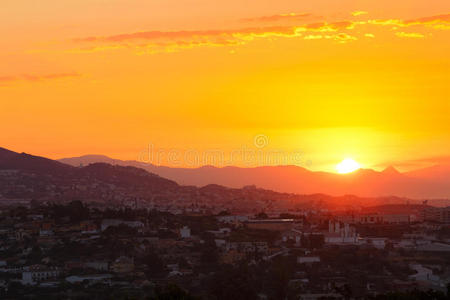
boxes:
[376,155,450,170]
[75,21,355,45]
[72,26,306,54]
[71,21,362,54]
[395,32,425,38]
[405,14,450,25]
[241,13,312,22]
[0,72,80,85]
[368,13,450,29]
[303,33,357,43]
[68,13,449,54]
[351,11,368,17]
[75,27,303,43]
[0,76,16,82]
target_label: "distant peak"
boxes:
[382,166,400,174]
[78,154,113,159]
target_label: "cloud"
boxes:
[23,72,80,81]
[376,155,450,170]
[304,35,324,40]
[304,21,355,32]
[367,19,400,26]
[405,14,450,30]
[368,13,450,29]
[0,76,16,82]
[69,13,448,55]
[76,27,304,43]
[414,155,450,165]
[76,22,356,45]
[241,13,312,22]
[72,21,362,54]
[71,27,308,54]
[352,11,368,17]
[395,32,425,38]
[303,33,357,43]
[0,72,80,85]
[66,45,126,54]
[334,33,357,42]
[404,14,450,25]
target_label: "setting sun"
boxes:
[336,158,361,174]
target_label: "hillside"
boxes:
[3,147,448,209]
[59,154,450,199]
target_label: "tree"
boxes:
[265,256,295,300]
[27,245,43,263]
[309,234,324,249]
[255,212,268,219]
[153,283,198,300]
[209,264,259,300]
[143,251,166,278]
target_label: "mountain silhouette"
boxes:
[0,148,179,201]
[58,154,450,199]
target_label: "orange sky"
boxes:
[1,0,449,172]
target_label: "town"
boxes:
[0,199,448,299]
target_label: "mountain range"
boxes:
[58,154,450,199]
[0,147,448,209]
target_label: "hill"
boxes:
[2,147,448,210]
[59,154,450,199]
[0,148,179,203]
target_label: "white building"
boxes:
[66,274,112,284]
[215,239,227,248]
[324,221,358,244]
[39,229,54,237]
[281,229,303,246]
[22,265,60,285]
[360,237,387,249]
[85,261,109,271]
[297,256,320,264]
[216,215,249,224]
[180,226,191,238]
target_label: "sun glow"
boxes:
[336,158,361,174]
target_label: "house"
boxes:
[85,261,109,271]
[422,206,450,223]
[220,249,246,265]
[409,264,437,282]
[416,242,450,252]
[325,221,358,244]
[226,241,269,257]
[22,265,60,285]
[80,221,99,234]
[180,226,191,238]
[39,229,54,237]
[66,274,113,284]
[282,229,303,246]
[206,228,232,237]
[216,215,249,224]
[361,238,387,249]
[111,256,134,274]
[297,256,320,265]
[299,293,343,300]
[215,239,226,248]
